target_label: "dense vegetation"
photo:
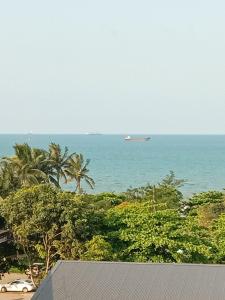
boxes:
[0,143,225,282]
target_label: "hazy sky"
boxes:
[0,0,225,134]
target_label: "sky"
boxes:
[0,0,225,134]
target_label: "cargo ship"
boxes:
[124,136,151,142]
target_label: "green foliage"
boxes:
[81,236,113,261]
[0,184,104,273]
[0,143,94,198]
[48,143,73,187]
[5,143,49,187]
[106,202,212,263]
[125,172,185,209]
[91,193,125,209]
[8,265,26,274]
[0,161,19,197]
[211,214,225,263]
[197,202,225,227]
[1,142,225,278]
[65,153,95,194]
[188,191,224,207]
[160,171,187,188]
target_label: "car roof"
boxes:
[11,279,30,283]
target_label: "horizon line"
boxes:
[0,132,225,136]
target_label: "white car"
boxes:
[0,279,36,293]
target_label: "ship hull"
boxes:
[124,137,150,142]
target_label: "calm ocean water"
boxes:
[0,134,225,197]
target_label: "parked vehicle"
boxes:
[25,262,44,278]
[0,279,36,293]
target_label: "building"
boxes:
[0,229,11,244]
[32,261,225,300]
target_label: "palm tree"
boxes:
[4,144,49,187]
[48,143,72,187]
[0,160,19,197]
[65,153,95,194]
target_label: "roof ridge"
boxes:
[59,261,225,268]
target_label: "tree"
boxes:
[125,172,185,210]
[0,160,19,198]
[196,202,225,228]
[185,191,225,222]
[0,184,105,275]
[188,191,224,208]
[106,202,212,263]
[81,236,113,261]
[211,213,225,263]
[65,154,95,194]
[159,171,186,188]
[3,144,49,187]
[48,143,72,187]
[0,185,62,275]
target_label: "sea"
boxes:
[0,134,225,198]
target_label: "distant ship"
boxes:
[124,136,151,142]
[85,132,102,135]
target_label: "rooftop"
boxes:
[32,261,225,300]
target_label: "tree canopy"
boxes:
[0,143,225,284]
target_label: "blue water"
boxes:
[0,134,225,196]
